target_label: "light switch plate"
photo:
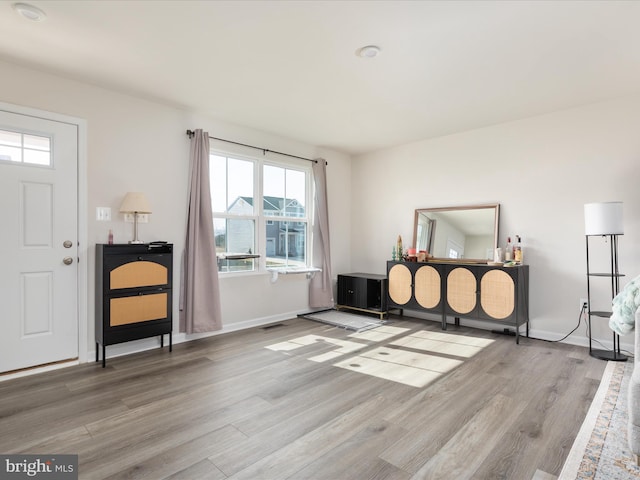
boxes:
[96,207,111,221]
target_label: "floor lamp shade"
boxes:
[584,202,623,235]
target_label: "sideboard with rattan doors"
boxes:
[387,261,529,343]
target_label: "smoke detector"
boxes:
[356,45,381,58]
[12,3,46,22]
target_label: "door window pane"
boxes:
[23,149,51,166]
[24,134,50,151]
[0,130,21,147]
[0,129,51,166]
[0,145,21,162]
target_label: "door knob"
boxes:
[63,240,73,248]
[63,256,74,265]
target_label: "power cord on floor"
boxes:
[528,303,587,343]
[528,303,635,359]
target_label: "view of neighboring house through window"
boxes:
[210,151,310,273]
[210,154,256,272]
[263,164,307,269]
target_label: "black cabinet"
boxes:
[387,261,529,343]
[95,243,173,367]
[337,273,388,319]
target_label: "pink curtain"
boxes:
[309,159,334,308]
[179,129,222,333]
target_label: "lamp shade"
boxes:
[584,201,623,235]
[119,192,152,213]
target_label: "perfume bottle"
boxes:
[513,235,523,263]
[505,237,512,261]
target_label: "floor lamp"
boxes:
[584,201,627,361]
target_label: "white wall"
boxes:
[351,95,640,350]
[0,59,352,361]
[3,55,637,361]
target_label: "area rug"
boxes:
[559,360,640,479]
[299,309,385,332]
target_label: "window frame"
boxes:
[210,147,313,276]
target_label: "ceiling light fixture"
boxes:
[356,45,381,58]
[12,2,46,22]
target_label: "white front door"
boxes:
[0,109,79,373]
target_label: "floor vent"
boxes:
[262,323,285,330]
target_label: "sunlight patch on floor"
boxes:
[265,334,364,356]
[391,331,494,358]
[348,325,410,342]
[333,354,443,388]
[264,327,494,388]
[360,346,463,373]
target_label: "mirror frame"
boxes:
[413,203,500,263]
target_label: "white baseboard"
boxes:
[7,308,632,381]
[88,309,309,364]
[391,309,635,354]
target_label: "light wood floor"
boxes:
[0,316,606,480]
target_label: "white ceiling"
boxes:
[1,0,640,155]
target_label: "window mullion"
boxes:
[256,157,265,271]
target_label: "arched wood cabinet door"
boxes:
[414,265,441,309]
[446,267,477,315]
[388,263,412,305]
[480,269,515,319]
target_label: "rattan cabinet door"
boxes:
[414,265,441,309]
[446,267,477,315]
[479,269,515,320]
[388,263,412,306]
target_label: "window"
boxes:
[210,151,311,273]
[446,239,464,259]
[210,155,256,272]
[263,165,308,269]
[0,129,51,166]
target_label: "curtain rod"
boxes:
[186,129,319,164]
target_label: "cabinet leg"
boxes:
[96,342,99,363]
[516,327,520,345]
[170,331,173,352]
[102,345,106,368]
[161,335,164,349]
[454,317,460,326]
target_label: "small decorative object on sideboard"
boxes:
[513,235,523,264]
[505,237,512,261]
